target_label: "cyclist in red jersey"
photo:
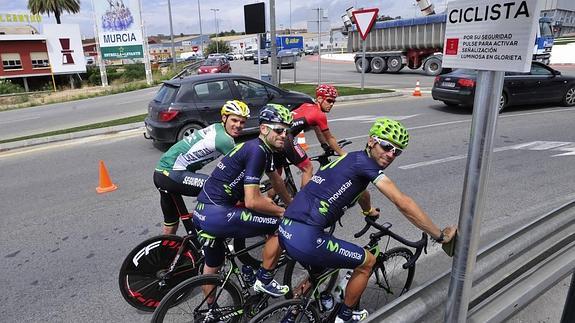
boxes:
[272,84,347,204]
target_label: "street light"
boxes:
[210,8,220,53]
[168,0,176,70]
[197,0,204,56]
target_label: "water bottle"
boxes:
[334,271,352,303]
[241,265,256,286]
[319,291,335,312]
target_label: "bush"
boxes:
[0,79,24,94]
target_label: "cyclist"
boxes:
[270,84,346,203]
[153,100,250,235]
[193,104,294,297]
[278,118,457,322]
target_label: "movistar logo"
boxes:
[241,211,252,221]
[319,200,329,215]
[327,240,339,253]
[282,218,293,226]
[196,202,204,211]
[224,184,232,196]
[228,142,244,157]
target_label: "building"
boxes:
[541,0,575,36]
[0,26,51,91]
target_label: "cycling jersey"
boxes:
[197,137,276,206]
[283,150,386,228]
[156,123,235,172]
[290,102,329,135]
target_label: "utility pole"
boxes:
[197,0,204,56]
[270,0,278,85]
[289,0,292,34]
[168,0,177,70]
[210,8,220,53]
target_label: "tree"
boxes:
[205,40,230,55]
[28,0,81,24]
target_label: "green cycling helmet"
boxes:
[369,118,409,149]
[259,104,293,126]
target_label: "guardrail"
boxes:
[170,60,205,80]
[367,200,575,322]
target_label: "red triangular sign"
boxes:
[352,8,379,41]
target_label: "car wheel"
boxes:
[177,123,203,142]
[498,93,507,112]
[562,85,575,106]
[355,58,371,73]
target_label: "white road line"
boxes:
[0,115,41,125]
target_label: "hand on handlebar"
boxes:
[363,207,380,218]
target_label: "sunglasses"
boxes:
[264,124,288,135]
[325,98,336,104]
[372,137,403,157]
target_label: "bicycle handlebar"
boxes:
[309,139,352,164]
[354,215,428,269]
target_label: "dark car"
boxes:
[144,74,314,143]
[277,49,298,69]
[197,57,231,74]
[253,49,269,64]
[432,62,575,111]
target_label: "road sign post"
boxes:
[351,8,379,90]
[441,0,542,321]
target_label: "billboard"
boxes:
[44,24,86,74]
[94,0,144,59]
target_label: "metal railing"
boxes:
[367,199,575,322]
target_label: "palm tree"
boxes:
[28,0,81,24]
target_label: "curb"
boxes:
[0,92,403,152]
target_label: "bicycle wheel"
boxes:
[119,235,202,312]
[233,236,265,268]
[282,259,339,300]
[152,274,244,323]
[360,247,414,312]
[250,298,321,323]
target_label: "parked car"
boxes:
[144,74,314,143]
[304,47,318,55]
[277,49,298,69]
[431,62,575,111]
[243,51,255,60]
[225,53,235,61]
[253,49,269,64]
[197,57,231,74]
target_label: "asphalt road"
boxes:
[1,95,574,322]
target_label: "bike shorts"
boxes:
[193,202,280,267]
[153,170,208,226]
[278,133,311,171]
[278,218,366,270]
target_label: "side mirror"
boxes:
[554,70,562,76]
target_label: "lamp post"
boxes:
[167,0,176,70]
[210,8,220,53]
[289,0,292,34]
[197,0,204,56]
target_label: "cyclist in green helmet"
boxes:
[279,118,457,322]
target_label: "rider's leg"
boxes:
[254,235,290,297]
[296,158,313,188]
[201,238,225,304]
[337,251,376,322]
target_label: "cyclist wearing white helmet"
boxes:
[154,100,250,234]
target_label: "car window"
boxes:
[234,80,269,100]
[194,81,234,100]
[265,85,280,97]
[176,82,196,102]
[153,84,179,104]
[204,58,220,66]
[530,64,552,76]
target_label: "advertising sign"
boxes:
[0,13,42,24]
[44,24,86,74]
[442,0,541,72]
[94,0,144,59]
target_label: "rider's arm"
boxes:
[375,176,455,242]
[268,170,293,205]
[322,129,346,156]
[244,184,285,217]
[357,190,379,217]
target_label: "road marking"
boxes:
[0,115,41,125]
[330,114,419,123]
[399,141,575,170]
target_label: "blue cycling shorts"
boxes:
[278,218,366,270]
[193,202,280,267]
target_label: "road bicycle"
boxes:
[249,216,429,323]
[119,140,352,312]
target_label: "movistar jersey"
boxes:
[284,150,386,228]
[156,123,235,172]
[198,138,276,206]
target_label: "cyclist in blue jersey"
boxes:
[278,118,457,323]
[154,100,250,235]
[194,104,294,297]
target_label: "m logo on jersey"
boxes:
[241,211,253,222]
[327,240,339,252]
[319,200,330,215]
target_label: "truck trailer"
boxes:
[345,13,554,76]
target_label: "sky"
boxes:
[2,0,448,38]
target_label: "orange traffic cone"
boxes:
[96,160,117,193]
[413,80,422,96]
[296,132,309,151]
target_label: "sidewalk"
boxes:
[0,92,403,152]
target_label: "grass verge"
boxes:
[279,83,393,96]
[0,114,147,145]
